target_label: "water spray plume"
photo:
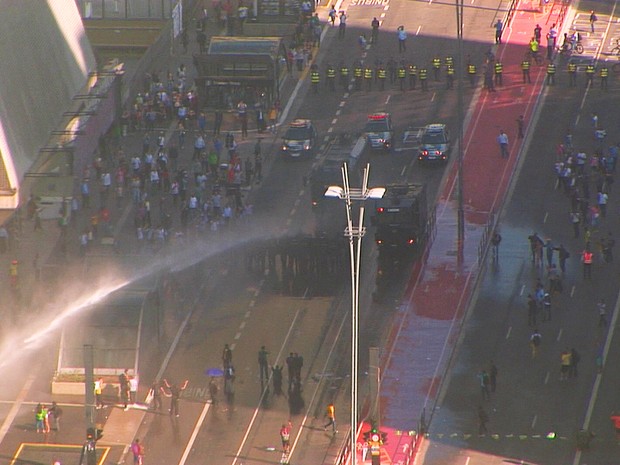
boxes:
[1,226,279,372]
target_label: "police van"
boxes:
[418,123,450,162]
[281,119,317,158]
[364,113,394,151]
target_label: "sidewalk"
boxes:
[372,1,570,464]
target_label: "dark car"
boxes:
[281,119,317,158]
[418,124,450,162]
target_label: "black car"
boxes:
[281,119,317,158]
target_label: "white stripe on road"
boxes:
[0,369,37,445]
[178,403,211,465]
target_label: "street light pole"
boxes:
[325,163,385,465]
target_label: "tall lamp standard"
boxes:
[325,162,385,465]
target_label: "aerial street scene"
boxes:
[0,0,619,464]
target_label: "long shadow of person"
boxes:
[288,381,304,415]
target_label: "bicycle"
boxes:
[524,49,544,65]
[559,41,584,57]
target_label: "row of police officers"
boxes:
[308,56,614,93]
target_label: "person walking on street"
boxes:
[581,248,593,279]
[478,406,489,435]
[119,369,130,410]
[258,345,269,383]
[94,377,103,409]
[497,130,509,158]
[209,378,219,405]
[590,10,597,33]
[280,422,292,453]
[521,58,531,83]
[491,231,502,261]
[560,349,572,380]
[131,439,144,465]
[530,329,542,358]
[222,343,233,369]
[494,19,503,44]
[556,244,570,273]
[477,370,490,400]
[516,115,525,138]
[324,403,337,432]
[397,26,407,52]
[150,381,162,410]
[338,11,347,38]
[49,401,62,432]
[371,17,380,44]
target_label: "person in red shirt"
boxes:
[280,422,291,453]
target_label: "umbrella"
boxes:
[205,367,224,377]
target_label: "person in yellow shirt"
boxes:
[529,37,539,54]
[324,403,337,432]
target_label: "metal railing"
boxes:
[477,211,497,265]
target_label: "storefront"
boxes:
[193,37,287,110]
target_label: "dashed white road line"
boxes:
[416,25,422,35]
[331,118,338,124]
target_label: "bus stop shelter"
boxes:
[193,36,287,110]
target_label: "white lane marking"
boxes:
[343,92,349,98]
[230,307,306,465]
[571,286,576,297]
[294,198,300,207]
[323,135,330,142]
[239,321,246,330]
[336,109,342,116]
[384,4,389,10]
[234,332,241,340]
[290,208,297,216]
[557,328,563,341]
[505,326,512,339]
[573,268,620,465]
[385,95,391,104]
[0,369,37,445]
[178,403,211,465]
[531,414,537,429]
[380,12,386,18]
[245,311,251,318]
[520,284,525,295]
[416,25,422,35]
[328,127,334,133]
[400,164,407,177]
[249,300,255,308]
[543,212,548,223]
[332,118,338,124]
[339,101,346,107]
[544,372,550,384]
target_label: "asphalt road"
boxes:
[419,0,620,464]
